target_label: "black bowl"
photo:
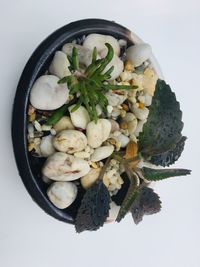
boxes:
[12,19,136,224]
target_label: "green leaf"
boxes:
[116,171,139,222]
[149,136,187,167]
[75,180,110,233]
[45,104,68,125]
[138,79,183,156]
[140,167,191,181]
[130,187,161,224]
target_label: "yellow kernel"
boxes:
[124,60,134,72]
[138,102,145,109]
[29,113,36,122]
[121,103,129,111]
[120,121,128,129]
[28,143,34,152]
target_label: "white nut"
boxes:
[53,130,87,153]
[83,33,120,55]
[86,119,111,148]
[69,105,90,129]
[131,106,149,120]
[49,51,71,78]
[53,116,74,132]
[91,145,114,162]
[126,43,152,67]
[30,75,69,110]
[40,135,55,157]
[42,152,90,181]
[47,181,77,209]
[80,167,101,189]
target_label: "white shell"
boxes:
[86,119,111,148]
[30,75,69,110]
[40,135,55,157]
[91,145,114,162]
[53,130,87,154]
[69,105,90,129]
[126,43,152,67]
[47,181,77,209]
[100,50,124,80]
[42,152,90,181]
[80,167,101,189]
[53,116,74,132]
[49,51,71,78]
[83,33,120,55]
[62,43,98,67]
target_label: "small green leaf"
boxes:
[116,171,139,222]
[46,104,68,125]
[138,80,183,156]
[140,167,191,181]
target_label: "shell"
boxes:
[126,43,152,67]
[86,119,111,148]
[53,130,87,154]
[80,167,101,189]
[42,152,90,181]
[69,105,90,129]
[30,75,69,110]
[91,145,114,162]
[49,51,71,78]
[47,181,77,209]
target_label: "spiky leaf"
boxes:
[138,80,183,156]
[130,187,161,224]
[141,167,191,181]
[75,180,110,233]
[150,136,187,167]
[116,173,139,222]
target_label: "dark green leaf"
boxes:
[140,167,191,181]
[116,170,139,222]
[130,187,161,224]
[45,104,68,125]
[150,136,187,167]
[138,79,183,156]
[75,180,110,233]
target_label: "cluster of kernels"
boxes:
[103,159,124,195]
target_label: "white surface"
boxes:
[0,1,200,267]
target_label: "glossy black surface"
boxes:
[12,19,133,224]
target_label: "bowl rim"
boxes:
[11,18,163,224]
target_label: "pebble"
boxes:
[49,51,71,78]
[91,145,114,162]
[53,116,74,132]
[47,181,77,209]
[69,105,90,130]
[126,43,152,67]
[42,152,90,181]
[131,106,149,120]
[40,135,55,157]
[80,167,101,189]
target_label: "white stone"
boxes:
[53,116,74,132]
[53,130,87,154]
[47,181,77,209]
[91,145,114,162]
[40,135,55,157]
[106,201,120,222]
[69,105,90,129]
[131,106,149,120]
[30,75,69,110]
[86,119,111,148]
[80,167,101,189]
[42,152,90,181]
[126,43,152,67]
[49,51,71,78]
[115,133,130,148]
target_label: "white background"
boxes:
[0,1,200,266]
